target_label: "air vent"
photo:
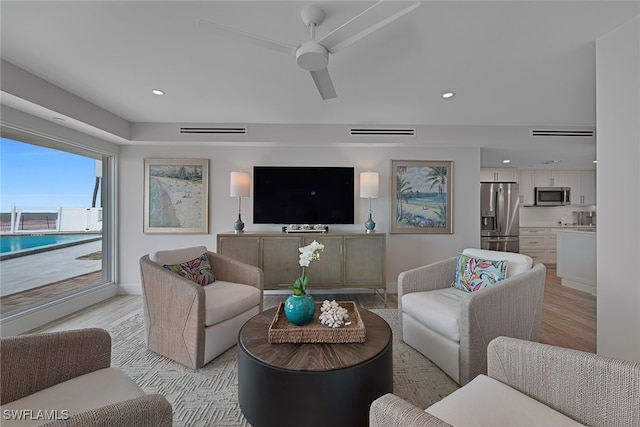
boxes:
[179,126,247,135]
[531,129,594,138]
[350,128,416,136]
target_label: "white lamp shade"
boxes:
[230,171,250,198]
[360,171,379,198]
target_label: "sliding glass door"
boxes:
[0,136,114,318]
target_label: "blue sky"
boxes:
[0,137,99,212]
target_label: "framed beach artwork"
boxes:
[391,160,453,234]
[143,158,209,234]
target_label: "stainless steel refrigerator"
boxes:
[481,182,520,252]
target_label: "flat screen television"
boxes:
[253,166,355,224]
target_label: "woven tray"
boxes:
[268,301,366,344]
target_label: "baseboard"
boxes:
[118,282,142,295]
[561,278,596,296]
[0,283,117,336]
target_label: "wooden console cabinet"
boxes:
[216,231,386,292]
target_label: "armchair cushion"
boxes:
[402,288,464,342]
[452,253,508,292]
[163,252,216,286]
[462,248,532,278]
[425,374,583,426]
[0,368,146,426]
[204,281,262,326]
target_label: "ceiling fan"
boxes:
[198,1,421,100]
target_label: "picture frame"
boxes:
[391,160,453,234]
[143,158,209,234]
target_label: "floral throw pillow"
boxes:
[163,253,216,286]
[452,253,508,293]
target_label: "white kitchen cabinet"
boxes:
[564,170,596,205]
[480,167,518,183]
[519,228,557,265]
[579,170,596,205]
[533,170,570,187]
[557,230,596,295]
[519,170,535,205]
[519,170,596,206]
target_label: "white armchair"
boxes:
[399,248,546,385]
[371,336,640,427]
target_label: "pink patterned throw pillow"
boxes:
[163,253,216,286]
[452,253,508,293]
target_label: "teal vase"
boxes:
[284,294,316,326]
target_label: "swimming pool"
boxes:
[0,234,101,255]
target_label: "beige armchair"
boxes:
[0,328,172,427]
[371,336,640,426]
[139,246,263,369]
[399,248,546,385]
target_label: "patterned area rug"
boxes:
[109,309,459,427]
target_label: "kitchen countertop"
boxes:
[521,225,596,230]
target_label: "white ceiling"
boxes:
[1,1,639,169]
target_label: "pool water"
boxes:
[0,234,100,254]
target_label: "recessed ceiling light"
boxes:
[593,160,597,164]
[502,159,511,164]
[152,89,165,96]
[442,91,455,99]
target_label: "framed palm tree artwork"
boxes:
[391,160,453,234]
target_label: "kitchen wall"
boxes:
[520,205,596,227]
[118,145,481,293]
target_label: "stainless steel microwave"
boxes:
[535,187,571,206]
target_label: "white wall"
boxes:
[596,16,640,361]
[117,145,481,292]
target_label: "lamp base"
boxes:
[233,214,245,233]
[364,212,376,233]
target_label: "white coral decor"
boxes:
[319,300,350,328]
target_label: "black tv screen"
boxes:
[253,166,355,224]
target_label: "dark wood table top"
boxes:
[238,307,392,372]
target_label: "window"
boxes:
[0,136,114,318]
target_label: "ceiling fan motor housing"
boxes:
[296,41,329,71]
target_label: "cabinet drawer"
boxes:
[520,237,548,248]
[520,249,546,261]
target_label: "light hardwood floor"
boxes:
[29,267,596,353]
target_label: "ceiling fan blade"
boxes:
[318,1,420,54]
[310,68,337,100]
[197,19,296,56]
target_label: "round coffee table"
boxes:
[237,306,393,427]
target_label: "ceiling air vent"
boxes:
[179,126,247,135]
[530,129,594,138]
[350,127,416,136]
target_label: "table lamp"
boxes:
[230,171,250,233]
[360,171,379,233]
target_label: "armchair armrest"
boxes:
[1,329,111,404]
[487,336,640,427]
[140,255,205,368]
[398,257,457,298]
[457,261,546,385]
[207,251,264,310]
[369,393,451,427]
[42,394,173,427]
